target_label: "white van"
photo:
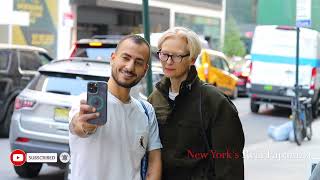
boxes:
[247,25,320,117]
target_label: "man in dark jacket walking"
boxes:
[148,27,245,180]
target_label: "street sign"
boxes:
[296,0,311,27]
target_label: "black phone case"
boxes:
[87,81,108,125]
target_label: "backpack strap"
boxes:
[138,100,149,180]
[139,100,150,120]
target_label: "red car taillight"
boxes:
[14,97,36,110]
[247,62,253,84]
[247,76,251,84]
[16,137,30,143]
[249,61,253,72]
[310,67,317,90]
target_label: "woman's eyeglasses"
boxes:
[157,51,190,63]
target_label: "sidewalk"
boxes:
[244,119,320,180]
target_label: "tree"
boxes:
[223,17,246,57]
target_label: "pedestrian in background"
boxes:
[69,35,162,180]
[148,27,245,180]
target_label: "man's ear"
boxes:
[111,52,116,65]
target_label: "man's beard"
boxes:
[111,69,142,88]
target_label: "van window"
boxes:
[19,51,42,71]
[0,50,11,70]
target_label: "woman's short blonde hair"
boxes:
[158,27,202,60]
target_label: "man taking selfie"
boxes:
[68,35,162,180]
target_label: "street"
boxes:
[0,96,296,180]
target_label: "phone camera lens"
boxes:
[88,82,98,93]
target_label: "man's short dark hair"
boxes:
[115,35,151,61]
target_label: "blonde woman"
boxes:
[148,27,245,180]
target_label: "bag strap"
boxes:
[138,100,149,180]
[138,99,150,120]
[200,83,215,176]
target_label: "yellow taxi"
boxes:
[195,49,238,98]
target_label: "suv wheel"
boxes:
[0,101,14,137]
[250,98,260,113]
[14,163,42,178]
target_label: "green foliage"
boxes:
[223,17,246,57]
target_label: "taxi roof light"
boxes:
[89,42,103,47]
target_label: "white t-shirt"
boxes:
[68,91,162,180]
[169,91,178,100]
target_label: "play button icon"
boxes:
[10,149,26,166]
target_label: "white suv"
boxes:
[9,57,163,178]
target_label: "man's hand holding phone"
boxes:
[70,82,107,137]
[70,99,100,137]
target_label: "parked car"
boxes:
[232,55,252,96]
[195,49,238,99]
[0,44,52,137]
[69,35,122,61]
[9,57,163,178]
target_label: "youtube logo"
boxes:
[10,149,26,166]
[13,154,24,162]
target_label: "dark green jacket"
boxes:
[148,66,245,180]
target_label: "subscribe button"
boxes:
[10,150,70,166]
[27,153,58,163]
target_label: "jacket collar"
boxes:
[156,65,199,97]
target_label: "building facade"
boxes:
[1,0,227,58]
[71,0,225,49]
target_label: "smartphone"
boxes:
[87,81,108,125]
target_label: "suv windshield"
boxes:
[29,72,107,96]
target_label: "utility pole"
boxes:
[142,0,153,96]
[295,0,312,111]
[295,27,300,111]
